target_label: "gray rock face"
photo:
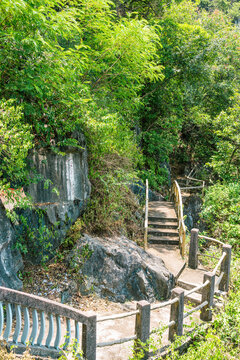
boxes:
[18,133,91,263]
[0,201,23,289]
[183,194,204,232]
[73,235,175,303]
[27,133,90,204]
[130,180,164,202]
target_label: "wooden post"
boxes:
[82,314,97,360]
[168,288,184,342]
[188,228,199,269]
[200,272,215,321]
[134,300,150,359]
[219,245,232,292]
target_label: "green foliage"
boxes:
[0,100,33,186]
[83,161,143,238]
[209,94,240,181]
[172,330,238,359]
[59,339,83,360]
[0,0,163,148]
[14,211,59,264]
[0,0,163,237]
[201,182,240,250]
[138,0,240,182]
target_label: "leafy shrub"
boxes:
[0,100,33,187]
[201,182,240,250]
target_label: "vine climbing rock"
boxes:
[70,234,175,303]
[0,201,23,289]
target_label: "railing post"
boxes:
[219,245,232,292]
[82,313,97,360]
[134,300,150,359]
[188,228,199,269]
[200,272,215,321]
[168,288,184,342]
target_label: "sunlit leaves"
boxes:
[0,99,33,184]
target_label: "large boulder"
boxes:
[0,201,23,289]
[72,235,175,303]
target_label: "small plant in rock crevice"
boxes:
[13,210,60,265]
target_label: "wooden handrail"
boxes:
[144,179,149,250]
[171,180,186,256]
[198,235,225,246]
[97,310,139,323]
[213,252,227,275]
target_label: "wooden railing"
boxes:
[95,274,217,358]
[0,228,232,359]
[189,229,231,293]
[95,228,231,358]
[178,175,205,195]
[144,179,149,250]
[171,180,186,256]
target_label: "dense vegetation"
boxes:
[0,0,240,358]
[1,0,240,225]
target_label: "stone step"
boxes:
[148,228,179,237]
[184,291,202,306]
[148,216,177,222]
[177,280,202,294]
[148,221,178,229]
[148,236,179,245]
[149,201,174,206]
[148,201,176,218]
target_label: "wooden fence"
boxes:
[189,229,231,293]
[0,228,231,359]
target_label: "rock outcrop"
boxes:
[182,194,204,232]
[0,132,91,275]
[18,134,91,263]
[27,133,90,204]
[0,201,23,289]
[71,234,175,303]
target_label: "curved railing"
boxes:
[0,286,96,360]
[171,180,186,257]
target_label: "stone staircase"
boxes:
[148,201,179,245]
[147,201,208,306]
